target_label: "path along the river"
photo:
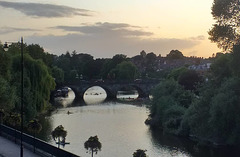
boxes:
[0,135,40,157]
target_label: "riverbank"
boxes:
[145,116,240,148]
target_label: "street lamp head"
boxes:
[3,42,9,51]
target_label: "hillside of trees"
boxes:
[0,40,208,124]
[148,46,240,146]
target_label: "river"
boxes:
[38,86,240,157]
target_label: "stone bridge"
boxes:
[58,80,160,99]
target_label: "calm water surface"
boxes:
[39,86,240,157]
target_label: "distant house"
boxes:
[188,63,212,75]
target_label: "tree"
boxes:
[0,77,16,111]
[145,52,157,72]
[208,0,240,51]
[146,52,157,61]
[27,44,55,67]
[84,135,102,157]
[178,70,202,90]
[0,50,12,81]
[82,59,105,80]
[133,149,147,157]
[210,53,232,81]
[27,119,42,152]
[149,79,194,134]
[167,67,188,81]
[166,50,184,59]
[113,61,138,80]
[51,66,64,84]
[51,125,67,148]
[231,45,240,77]
[101,54,127,78]
[183,77,240,145]
[140,50,146,57]
[11,54,55,120]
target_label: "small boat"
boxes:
[67,111,73,115]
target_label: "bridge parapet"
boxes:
[60,79,160,99]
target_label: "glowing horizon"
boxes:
[0,0,221,58]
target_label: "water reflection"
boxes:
[83,86,107,104]
[117,90,139,101]
[54,89,75,107]
[43,86,240,157]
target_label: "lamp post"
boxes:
[3,37,24,157]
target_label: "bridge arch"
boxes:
[129,85,148,98]
[55,80,159,100]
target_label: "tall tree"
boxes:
[209,0,240,50]
[11,54,55,120]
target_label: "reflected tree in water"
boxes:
[133,149,147,157]
[84,135,102,157]
[51,125,67,148]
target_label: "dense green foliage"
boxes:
[0,43,55,122]
[11,54,55,120]
[149,47,240,145]
[168,67,202,90]
[52,53,140,81]
[150,79,194,134]
[101,54,127,79]
[112,61,138,80]
[51,66,64,84]
[53,52,106,81]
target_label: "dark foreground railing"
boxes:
[0,124,79,157]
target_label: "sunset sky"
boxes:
[0,0,221,58]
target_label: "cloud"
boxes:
[26,22,203,58]
[189,35,205,40]
[0,1,93,18]
[0,26,39,34]
[52,22,153,36]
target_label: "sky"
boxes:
[0,0,221,58]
